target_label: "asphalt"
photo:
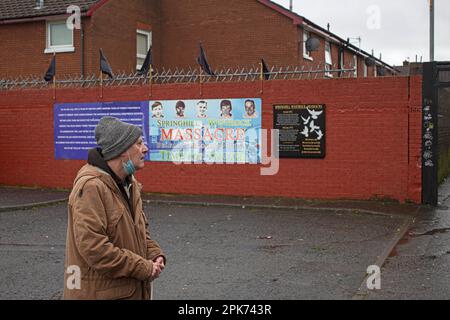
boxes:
[0,182,448,300]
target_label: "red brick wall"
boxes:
[0,20,83,78]
[86,0,161,75]
[159,0,299,70]
[0,77,422,203]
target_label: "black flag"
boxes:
[197,44,215,76]
[44,55,56,82]
[261,58,270,80]
[100,49,114,78]
[139,46,153,75]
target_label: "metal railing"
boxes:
[0,63,362,90]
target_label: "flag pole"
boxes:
[149,64,153,98]
[53,74,56,101]
[430,0,435,61]
[199,66,203,96]
[52,52,56,100]
[260,61,264,95]
[100,71,103,99]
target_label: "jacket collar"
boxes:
[85,148,136,217]
[88,148,132,186]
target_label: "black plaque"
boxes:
[274,104,326,158]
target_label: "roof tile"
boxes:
[0,0,101,21]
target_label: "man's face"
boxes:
[197,103,207,116]
[221,104,232,116]
[245,102,255,116]
[152,105,163,118]
[127,137,148,170]
[176,106,185,116]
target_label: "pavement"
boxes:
[0,187,68,213]
[365,180,450,300]
[0,181,448,300]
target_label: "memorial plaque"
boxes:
[274,104,326,158]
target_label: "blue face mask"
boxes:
[122,153,136,176]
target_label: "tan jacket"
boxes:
[63,164,164,300]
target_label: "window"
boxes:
[353,55,358,77]
[325,41,332,77]
[364,61,368,77]
[374,64,378,77]
[137,29,152,70]
[303,30,313,60]
[45,20,74,53]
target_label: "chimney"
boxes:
[289,0,293,11]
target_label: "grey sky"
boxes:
[273,0,449,66]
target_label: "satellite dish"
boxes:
[377,66,386,76]
[305,37,320,52]
[365,57,376,67]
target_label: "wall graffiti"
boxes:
[423,101,435,168]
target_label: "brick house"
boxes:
[0,0,395,79]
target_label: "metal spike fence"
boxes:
[0,63,366,91]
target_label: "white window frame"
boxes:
[136,29,152,70]
[364,61,368,77]
[303,30,313,61]
[45,20,74,54]
[353,55,358,78]
[374,64,378,77]
[324,41,333,78]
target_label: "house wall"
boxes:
[158,0,300,70]
[0,19,83,78]
[0,0,392,78]
[85,0,161,75]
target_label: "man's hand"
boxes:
[150,256,165,281]
[150,262,162,280]
[154,256,165,270]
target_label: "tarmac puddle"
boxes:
[389,235,411,258]
[258,244,292,252]
[389,227,450,258]
[409,227,450,237]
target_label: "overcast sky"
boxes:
[273,0,449,66]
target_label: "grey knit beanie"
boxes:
[95,116,143,161]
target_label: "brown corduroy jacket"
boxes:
[63,164,164,300]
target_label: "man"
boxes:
[152,101,164,118]
[175,101,186,118]
[243,99,258,119]
[219,100,233,119]
[64,116,165,300]
[197,100,208,118]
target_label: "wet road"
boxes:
[0,202,408,300]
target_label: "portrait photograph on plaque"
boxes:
[273,104,326,159]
